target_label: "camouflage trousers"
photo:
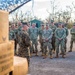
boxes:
[18,47,30,67]
[70,38,75,51]
[43,42,52,55]
[56,39,65,55]
[51,35,56,51]
[64,38,67,52]
[60,38,67,52]
[30,39,38,53]
[39,36,44,53]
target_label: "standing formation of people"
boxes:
[28,23,39,56]
[55,23,66,58]
[69,24,75,52]
[42,24,53,59]
[9,21,75,66]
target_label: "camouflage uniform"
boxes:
[69,25,75,52]
[60,26,68,55]
[14,28,19,55]
[9,29,15,40]
[18,25,22,31]
[18,30,30,66]
[55,27,66,57]
[28,26,39,55]
[38,25,44,55]
[50,24,57,52]
[64,27,68,52]
[42,27,53,58]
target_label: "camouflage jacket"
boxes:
[18,30,30,47]
[28,27,39,40]
[42,28,53,42]
[9,30,15,40]
[50,25,57,35]
[70,27,75,39]
[64,27,69,37]
[55,28,66,40]
[38,27,44,37]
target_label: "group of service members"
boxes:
[9,21,75,66]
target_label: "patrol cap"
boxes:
[58,22,62,26]
[22,22,27,25]
[51,20,54,23]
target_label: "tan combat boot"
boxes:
[53,50,55,54]
[50,55,53,59]
[55,54,59,58]
[68,50,72,52]
[62,54,66,58]
[60,52,62,55]
[35,53,38,56]
[41,53,44,56]
[43,55,47,59]
[30,53,33,58]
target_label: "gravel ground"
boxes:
[28,30,75,75]
[29,52,75,75]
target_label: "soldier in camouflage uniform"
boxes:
[62,23,69,52]
[42,24,53,59]
[60,23,69,55]
[9,26,15,40]
[55,23,66,58]
[18,21,22,31]
[18,22,31,66]
[9,24,18,55]
[28,23,39,56]
[68,23,75,52]
[14,25,19,55]
[50,22,57,53]
[39,24,45,56]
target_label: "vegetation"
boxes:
[9,0,75,29]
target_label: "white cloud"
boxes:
[34,8,49,20]
[9,0,75,20]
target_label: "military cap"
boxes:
[58,22,62,26]
[51,20,54,23]
[22,22,27,25]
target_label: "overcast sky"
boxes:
[10,0,75,20]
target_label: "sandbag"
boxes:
[0,41,14,75]
[13,56,28,75]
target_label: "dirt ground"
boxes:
[28,30,75,75]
